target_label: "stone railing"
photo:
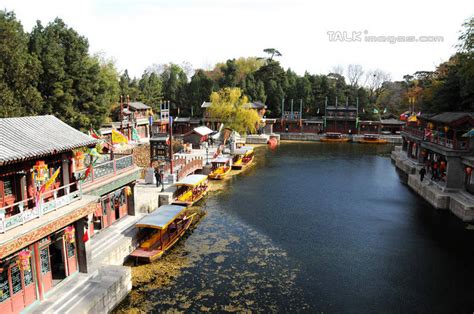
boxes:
[78,155,134,185]
[0,182,82,233]
[176,158,204,180]
[402,126,425,138]
[427,136,469,151]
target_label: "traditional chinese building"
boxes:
[173,117,201,135]
[380,115,405,134]
[0,115,140,313]
[394,112,474,221]
[358,120,381,134]
[0,116,98,313]
[273,118,324,133]
[324,102,358,134]
[183,126,214,149]
[101,101,152,143]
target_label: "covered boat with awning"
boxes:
[172,174,209,206]
[209,155,232,180]
[130,205,195,262]
[232,146,254,170]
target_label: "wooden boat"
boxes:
[208,156,232,180]
[320,132,351,142]
[359,134,388,144]
[172,174,209,206]
[232,146,254,170]
[130,205,195,263]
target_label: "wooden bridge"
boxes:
[163,157,204,181]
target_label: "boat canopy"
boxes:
[233,146,253,155]
[212,156,232,164]
[135,204,187,230]
[174,174,208,186]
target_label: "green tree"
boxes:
[29,18,112,130]
[254,60,287,117]
[187,69,216,116]
[0,10,42,117]
[160,63,188,112]
[139,71,162,110]
[94,56,120,124]
[242,73,266,103]
[208,88,260,134]
[263,48,282,62]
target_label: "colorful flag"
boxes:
[87,148,101,158]
[373,108,379,114]
[44,167,61,191]
[111,129,128,144]
[408,115,418,122]
[89,128,101,139]
[36,167,61,206]
[131,127,140,141]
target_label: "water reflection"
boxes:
[117,143,474,313]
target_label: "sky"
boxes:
[2,0,473,81]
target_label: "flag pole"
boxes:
[168,101,174,175]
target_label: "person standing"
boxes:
[154,167,162,187]
[419,167,426,182]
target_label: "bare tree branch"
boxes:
[347,64,364,87]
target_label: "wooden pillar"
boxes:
[32,243,44,301]
[19,173,27,201]
[61,154,70,193]
[127,183,136,216]
[74,218,91,273]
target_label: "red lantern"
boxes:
[466,167,472,175]
[64,226,75,243]
[33,161,48,182]
[18,250,31,271]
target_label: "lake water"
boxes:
[117,142,474,313]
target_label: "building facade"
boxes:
[324,105,358,134]
[0,116,140,313]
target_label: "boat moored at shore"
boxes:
[209,156,233,179]
[358,134,388,144]
[232,146,255,170]
[320,132,351,142]
[130,205,195,263]
[172,174,209,206]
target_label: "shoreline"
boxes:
[112,149,263,312]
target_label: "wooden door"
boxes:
[39,247,52,293]
[101,198,109,229]
[65,241,77,275]
[22,261,36,307]
[10,264,24,313]
[0,269,12,314]
[108,197,116,225]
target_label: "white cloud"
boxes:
[2,0,472,80]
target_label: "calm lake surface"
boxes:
[118,142,474,313]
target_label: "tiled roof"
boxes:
[128,102,151,110]
[423,112,474,124]
[0,115,97,165]
[381,118,405,125]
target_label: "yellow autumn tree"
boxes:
[208,87,261,135]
